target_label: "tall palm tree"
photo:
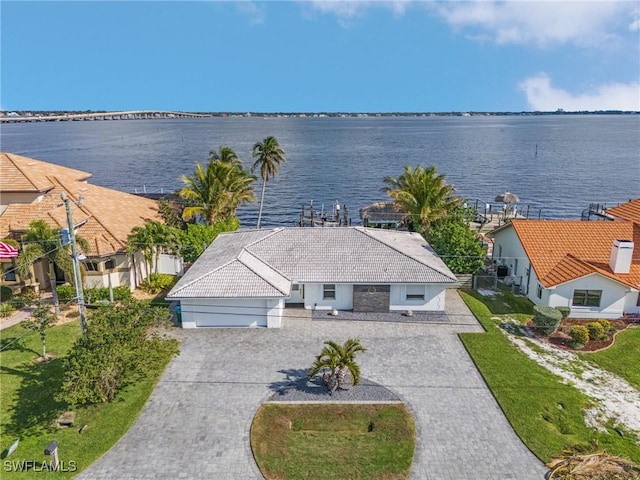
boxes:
[251,136,286,228]
[308,338,367,395]
[180,160,256,225]
[382,165,460,234]
[17,220,88,315]
[209,146,243,168]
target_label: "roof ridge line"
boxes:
[6,153,53,193]
[357,227,457,281]
[237,249,290,296]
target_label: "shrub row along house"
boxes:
[0,152,180,294]
[167,227,458,328]
[490,198,640,319]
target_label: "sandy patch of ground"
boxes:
[501,324,640,440]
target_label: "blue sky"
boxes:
[1,1,639,112]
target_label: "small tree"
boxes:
[308,339,366,395]
[30,300,56,360]
[428,208,485,274]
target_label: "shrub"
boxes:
[19,287,39,306]
[0,285,13,302]
[56,284,76,302]
[59,300,179,406]
[533,305,563,335]
[569,325,590,347]
[587,322,607,340]
[0,302,16,318]
[113,286,132,301]
[141,274,177,294]
[555,306,571,319]
[597,319,612,332]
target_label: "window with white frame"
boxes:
[572,290,602,307]
[323,284,336,300]
[406,285,425,300]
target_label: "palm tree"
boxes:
[382,165,460,234]
[251,136,286,228]
[308,338,367,395]
[17,220,88,315]
[180,160,256,225]
[126,221,177,274]
[209,146,243,168]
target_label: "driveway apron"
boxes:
[78,291,548,480]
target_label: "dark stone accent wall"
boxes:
[353,284,390,312]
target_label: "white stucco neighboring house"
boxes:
[489,202,640,319]
[166,227,458,328]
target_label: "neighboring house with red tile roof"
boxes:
[0,152,180,293]
[606,198,640,224]
[489,200,640,319]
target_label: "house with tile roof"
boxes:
[489,202,640,319]
[166,227,458,328]
[0,152,180,293]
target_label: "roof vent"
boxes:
[609,239,634,274]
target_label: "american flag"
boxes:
[0,242,19,259]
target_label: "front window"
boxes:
[2,262,16,282]
[572,289,602,307]
[85,261,100,272]
[406,285,425,300]
[323,284,336,300]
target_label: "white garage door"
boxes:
[183,299,268,327]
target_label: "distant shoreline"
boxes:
[1,109,639,124]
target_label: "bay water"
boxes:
[2,115,638,227]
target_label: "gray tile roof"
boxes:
[167,227,457,299]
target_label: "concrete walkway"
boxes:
[78,290,548,479]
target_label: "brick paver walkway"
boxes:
[78,290,548,479]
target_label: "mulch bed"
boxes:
[528,318,635,352]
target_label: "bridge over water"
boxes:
[0,110,212,123]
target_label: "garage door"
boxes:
[184,299,268,327]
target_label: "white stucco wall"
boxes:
[179,298,274,328]
[157,254,184,276]
[304,283,353,310]
[550,274,632,319]
[389,284,447,311]
[491,227,532,295]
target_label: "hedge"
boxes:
[533,305,563,335]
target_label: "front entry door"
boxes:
[289,284,304,304]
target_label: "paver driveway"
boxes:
[78,291,548,480]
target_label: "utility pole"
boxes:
[61,192,86,335]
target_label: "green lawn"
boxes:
[0,321,172,478]
[581,326,640,391]
[458,291,640,465]
[251,404,415,480]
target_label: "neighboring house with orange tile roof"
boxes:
[489,202,640,319]
[0,152,181,294]
[606,198,640,224]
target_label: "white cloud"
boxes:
[431,1,637,47]
[302,0,412,27]
[519,73,640,111]
[235,1,266,25]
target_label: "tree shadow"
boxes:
[4,357,68,437]
[268,367,330,398]
[0,330,40,357]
